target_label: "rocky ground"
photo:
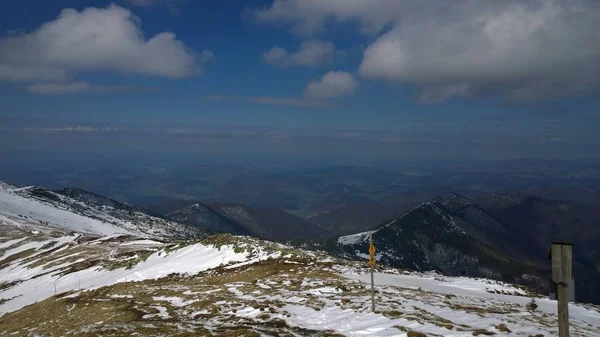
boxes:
[1,214,599,337]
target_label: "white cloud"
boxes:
[253,0,410,36]
[0,4,210,92]
[418,84,471,104]
[26,82,91,94]
[262,40,335,67]
[263,48,288,64]
[255,0,600,102]
[48,126,96,133]
[304,71,358,99]
[0,64,67,82]
[25,82,161,95]
[22,126,119,133]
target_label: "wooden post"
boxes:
[369,234,375,312]
[551,242,572,337]
[557,282,569,337]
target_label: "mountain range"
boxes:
[3,212,599,336]
[167,202,329,242]
[304,197,396,236]
[331,192,600,304]
[1,179,599,304]
[0,183,204,239]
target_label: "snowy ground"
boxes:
[0,183,199,239]
[0,185,135,236]
[344,272,600,336]
[0,230,280,315]
[338,230,376,245]
[1,217,599,336]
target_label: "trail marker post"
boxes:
[369,234,376,312]
[551,242,572,337]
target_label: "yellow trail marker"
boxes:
[369,234,375,311]
[369,243,376,268]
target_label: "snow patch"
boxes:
[337,231,375,245]
[153,296,198,307]
[120,240,163,246]
[143,306,170,319]
[0,242,261,315]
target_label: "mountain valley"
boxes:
[0,179,599,336]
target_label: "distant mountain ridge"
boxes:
[305,198,396,237]
[207,202,329,242]
[0,182,205,239]
[166,201,328,242]
[166,202,253,236]
[0,180,331,243]
[3,178,600,304]
[511,186,600,208]
[331,192,600,304]
[55,187,160,216]
[332,202,540,283]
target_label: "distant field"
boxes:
[284,210,318,218]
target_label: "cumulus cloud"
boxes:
[254,0,600,102]
[263,48,286,65]
[0,4,209,93]
[253,0,414,36]
[0,64,68,83]
[418,84,471,104]
[304,71,358,99]
[204,72,359,105]
[262,40,335,67]
[125,0,181,12]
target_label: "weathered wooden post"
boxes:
[369,234,376,312]
[551,242,572,337]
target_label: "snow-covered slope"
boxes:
[0,183,202,239]
[0,233,278,315]
[343,271,600,336]
[0,217,599,336]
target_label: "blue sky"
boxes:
[1,0,599,160]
